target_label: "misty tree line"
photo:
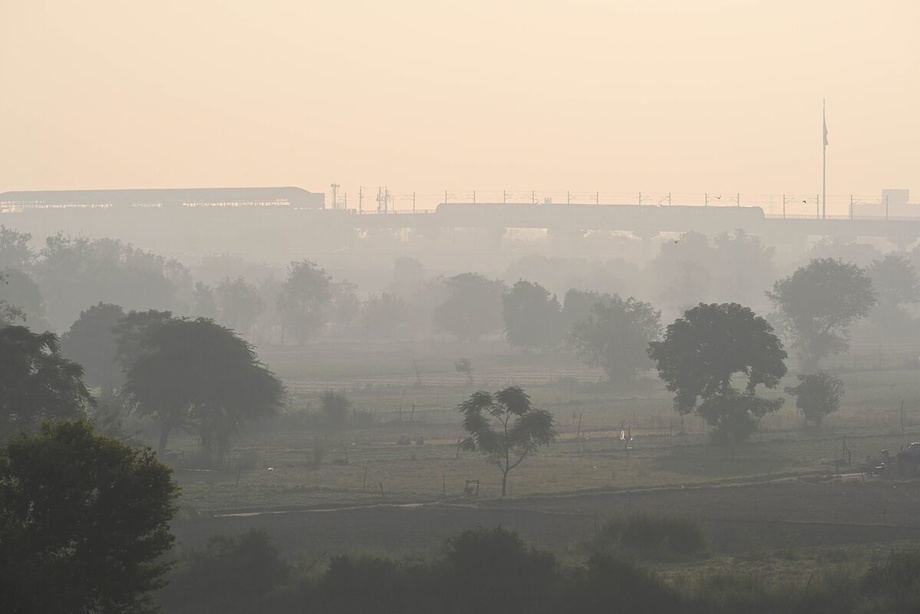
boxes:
[3,226,919,349]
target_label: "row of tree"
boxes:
[5,226,918,350]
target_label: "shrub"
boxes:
[594,512,706,559]
[320,390,351,428]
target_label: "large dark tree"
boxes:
[434,273,506,342]
[61,302,126,394]
[502,280,564,352]
[571,295,660,381]
[648,303,787,445]
[0,325,94,438]
[0,420,178,613]
[768,258,876,371]
[276,260,332,343]
[123,318,284,462]
[458,386,555,496]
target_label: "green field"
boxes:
[140,340,920,516]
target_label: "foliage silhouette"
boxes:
[0,325,94,438]
[768,258,876,371]
[0,421,177,613]
[502,280,565,351]
[784,371,844,426]
[571,294,660,381]
[648,303,786,445]
[458,386,555,496]
[123,317,284,462]
[61,302,126,394]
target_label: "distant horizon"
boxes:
[3,1,917,218]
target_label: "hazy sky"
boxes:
[2,0,917,213]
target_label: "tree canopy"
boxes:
[458,386,555,496]
[502,280,564,351]
[0,420,178,613]
[571,294,660,381]
[276,260,333,343]
[768,258,876,371]
[434,273,506,342]
[867,253,920,339]
[784,371,844,426]
[0,325,94,438]
[648,303,787,445]
[35,234,187,330]
[0,267,47,329]
[123,317,284,462]
[61,302,126,394]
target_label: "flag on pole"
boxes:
[823,111,828,148]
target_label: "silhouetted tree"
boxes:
[502,280,564,351]
[458,386,555,496]
[648,303,787,445]
[320,390,351,428]
[159,529,288,610]
[192,281,218,319]
[0,325,94,438]
[454,357,474,385]
[867,253,920,339]
[711,229,775,312]
[768,258,876,371]
[440,526,559,614]
[0,271,25,325]
[61,302,126,394]
[652,231,713,314]
[362,292,409,338]
[0,421,178,613]
[784,371,844,426]
[35,234,185,330]
[123,317,284,461]
[434,273,505,342]
[561,289,606,332]
[328,280,360,329]
[0,225,35,271]
[0,267,47,329]
[276,260,332,343]
[215,276,264,337]
[571,295,660,381]
[113,309,174,372]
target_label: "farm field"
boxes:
[149,338,920,576]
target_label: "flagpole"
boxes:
[822,99,827,219]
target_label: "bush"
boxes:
[320,390,351,428]
[861,550,920,611]
[594,512,707,559]
[159,529,290,612]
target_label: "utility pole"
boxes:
[412,191,416,213]
[358,186,363,214]
[822,98,828,219]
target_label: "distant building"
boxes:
[0,186,325,212]
[851,189,916,219]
